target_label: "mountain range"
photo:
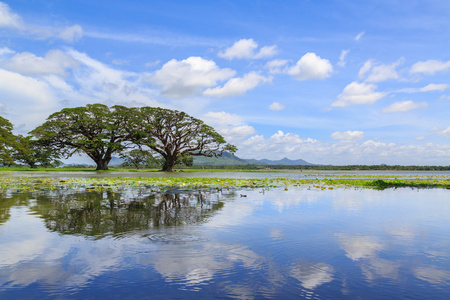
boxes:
[107,152,313,167]
[192,152,313,166]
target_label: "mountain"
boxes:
[245,157,313,166]
[193,151,251,165]
[193,152,313,166]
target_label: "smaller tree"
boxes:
[13,135,61,168]
[0,116,17,166]
[132,107,237,172]
[119,149,161,169]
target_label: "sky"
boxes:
[1,0,450,165]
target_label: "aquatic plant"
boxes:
[0,174,449,192]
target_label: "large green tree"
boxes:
[0,116,17,166]
[132,107,237,172]
[30,104,135,170]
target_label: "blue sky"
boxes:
[1,0,450,165]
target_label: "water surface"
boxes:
[0,185,449,299]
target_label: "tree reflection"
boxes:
[27,190,228,238]
[0,192,31,224]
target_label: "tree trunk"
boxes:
[161,155,176,172]
[95,158,110,170]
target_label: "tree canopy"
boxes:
[0,116,17,166]
[30,104,135,170]
[132,107,236,171]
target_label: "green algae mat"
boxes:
[1,175,450,192]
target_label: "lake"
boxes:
[1,173,450,299]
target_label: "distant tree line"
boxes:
[1,104,236,171]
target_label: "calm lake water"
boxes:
[1,175,450,299]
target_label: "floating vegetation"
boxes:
[0,174,450,193]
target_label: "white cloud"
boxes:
[265,59,289,74]
[358,60,374,79]
[288,52,333,81]
[0,46,14,56]
[253,45,278,59]
[269,102,285,111]
[0,2,23,29]
[218,39,277,60]
[355,31,365,41]
[219,125,256,141]
[239,130,318,159]
[337,49,350,67]
[382,100,428,113]
[410,59,450,75]
[0,68,59,130]
[203,71,272,98]
[203,111,244,127]
[59,24,83,43]
[331,131,364,140]
[234,129,450,165]
[441,127,450,138]
[148,56,235,98]
[1,50,78,77]
[419,83,450,92]
[332,81,387,107]
[360,59,404,82]
[144,60,161,67]
[0,2,83,42]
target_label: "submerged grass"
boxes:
[0,175,449,192]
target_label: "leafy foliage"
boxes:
[132,107,236,171]
[0,116,16,165]
[30,104,135,170]
[13,135,61,168]
[119,149,161,169]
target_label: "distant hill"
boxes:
[97,152,313,167]
[193,151,251,166]
[245,157,313,166]
[193,152,313,166]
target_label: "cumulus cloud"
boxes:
[234,129,450,165]
[0,68,59,129]
[219,125,256,141]
[419,83,450,92]
[1,50,78,77]
[332,81,387,107]
[410,59,450,75]
[337,49,350,67]
[148,56,235,98]
[203,111,244,127]
[0,2,23,29]
[239,130,318,160]
[288,52,333,80]
[265,59,289,74]
[269,102,285,111]
[331,131,364,140]
[218,39,277,60]
[203,71,272,98]
[359,59,404,82]
[382,100,428,113]
[0,48,165,131]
